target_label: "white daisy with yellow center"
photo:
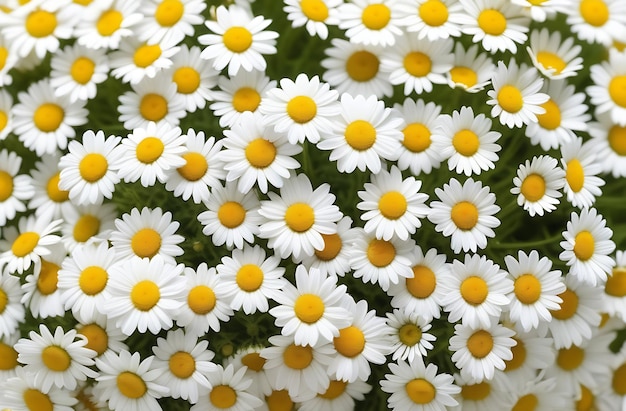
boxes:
[588,48,626,127]
[397,0,466,40]
[337,0,403,46]
[192,363,263,411]
[49,43,109,102]
[74,0,143,50]
[283,0,342,40]
[60,202,117,252]
[386,309,436,363]
[603,251,626,321]
[560,137,605,209]
[0,367,78,411]
[20,243,66,319]
[509,375,571,411]
[526,28,583,80]
[0,271,25,339]
[447,43,495,93]
[27,153,71,222]
[297,378,372,411]
[225,345,272,398]
[0,36,18,87]
[75,313,129,360]
[136,0,206,45]
[511,0,560,22]
[109,36,180,85]
[0,333,21,382]
[454,373,513,410]
[0,148,34,227]
[565,0,626,46]
[168,44,218,113]
[588,113,626,178]
[0,88,14,140]
[511,155,565,217]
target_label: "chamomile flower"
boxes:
[283,0,342,40]
[559,207,616,286]
[217,245,286,314]
[114,122,186,187]
[135,0,206,45]
[452,374,514,411]
[587,48,626,126]
[297,378,371,411]
[60,202,117,251]
[225,345,272,398]
[604,251,626,321]
[75,313,129,359]
[396,0,466,40]
[486,60,549,128]
[260,73,340,145]
[317,93,403,174]
[380,359,460,411]
[561,137,605,209]
[27,153,71,221]
[433,105,501,176]
[74,0,143,50]
[49,43,109,102]
[591,358,626,411]
[109,36,180,85]
[0,36,18,87]
[449,322,516,383]
[588,114,626,178]
[337,0,403,46]
[511,0,560,21]
[504,250,566,332]
[21,243,66,319]
[427,177,501,254]
[509,375,571,411]
[12,79,88,156]
[209,69,276,128]
[174,263,234,337]
[93,350,169,411]
[109,206,184,263]
[104,255,186,335]
[0,149,34,227]
[0,215,62,275]
[0,367,77,411]
[511,155,565,217]
[0,333,20,381]
[164,129,225,204]
[221,111,302,194]
[386,309,436,362]
[199,4,278,76]
[151,329,217,404]
[565,0,626,46]
[381,36,454,95]
[357,165,429,241]
[447,43,495,93]
[0,88,13,141]
[0,271,25,338]
[15,324,98,392]
[321,38,393,98]
[526,28,583,79]
[440,253,513,328]
[192,363,263,411]
[168,45,218,113]
[458,0,530,54]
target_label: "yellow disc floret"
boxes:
[79,153,108,183]
[173,67,201,94]
[130,280,160,311]
[314,233,342,261]
[536,51,566,74]
[366,239,396,267]
[96,9,123,36]
[378,191,407,220]
[405,379,436,404]
[294,293,325,323]
[155,0,184,27]
[0,171,13,202]
[139,94,168,122]
[177,152,208,181]
[218,201,246,228]
[133,44,162,68]
[398,323,422,346]
[419,0,449,27]
[187,285,216,314]
[609,75,626,108]
[550,289,578,320]
[450,66,478,88]
[300,0,329,21]
[450,201,478,230]
[77,323,108,356]
[11,232,40,257]
[117,372,147,399]
[236,264,264,292]
[520,174,546,202]
[23,389,53,411]
[232,87,261,113]
[286,95,317,124]
[70,57,96,84]
[37,260,59,295]
[466,329,494,358]
[223,27,253,53]
[283,344,313,369]
[556,345,584,371]
[514,274,542,304]
[42,345,71,371]
[403,123,431,152]
[333,326,365,357]
[345,51,379,82]
[47,172,70,203]
[136,137,164,164]
[497,85,524,113]
[406,265,436,298]
[34,103,64,132]
[452,129,480,157]
[477,9,507,36]
[245,138,276,168]
[284,202,315,232]
[403,52,432,77]
[566,159,585,193]
[573,230,595,261]
[79,266,108,296]
[344,120,376,151]
[460,276,488,305]
[73,214,100,243]
[579,0,609,27]
[608,125,626,156]
[361,4,391,30]
[169,351,196,379]
[26,9,57,38]
[537,99,562,130]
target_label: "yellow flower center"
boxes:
[419,0,449,26]
[236,264,264,292]
[504,338,526,371]
[319,380,347,399]
[550,289,579,320]
[217,201,246,228]
[26,9,57,38]
[294,293,325,323]
[173,66,200,94]
[42,345,71,371]
[79,266,108,296]
[79,153,108,183]
[0,47,8,71]
[136,137,164,164]
[0,342,18,370]
[96,9,123,36]
[187,285,216,314]
[131,228,162,258]
[232,87,261,113]
[241,352,266,371]
[467,329,494,358]
[300,0,329,21]
[177,152,207,181]
[70,57,96,85]
[450,66,478,88]
[528,0,546,4]
[286,95,317,124]
[613,363,626,395]
[0,288,6,315]
[450,201,478,230]
[245,138,277,168]
[73,214,100,243]
[407,265,436,298]
[0,110,7,134]
[378,191,407,220]
[314,233,342,261]
[461,381,491,401]
[608,125,626,156]
[403,52,432,77]
[345,51,379,82]
[155,0,184,27]
[577,385,595,411]
[37,260,59,295]
[556,345,584,371]
[452,129,480,156]
[344,119,376,151]
[514,274,542,304]
[405,379,436,404]
[34,103,64,132]
[361,4,391,30]
[131,280,160,311]
[23,389,53,411]
[266,390,293,411]
[283,343,313,370]
[536,51,566,74]
[223,26,253,53]
[284,202,315,232]
[74,0,93,5]
[134,44,162,68]
[513,394,538,411]
[609,75,626,108]
[566,159,585,193]
[12,232,40,257]
[334,325,365,357]
[117,372,147,399]
[497,85,524,113]
[47,172,70,203]
[169,351,196,379]
[520,173,546,202]
[536,100,562,132]
[139,94,168,122]
[573,230,595,261]
[77,323,108,356]
[606,269,626,297]
[0,171,13,202]
[403,123,431,152]
[579,0,609,27]
[460,276,488,305]
[477,9,507,35]
[366,238,396,267]
[398,323,422,346]
[211,385,238,408]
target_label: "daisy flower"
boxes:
[260,73,340,145]
[561,137,605,209]
[117,76,187,130]
[269,265,352,347]
[174,263,234,337]
[565,0,626,46]
[49,42,109,102]
[348,229,414,292]
[114,122,187,187]
[593,356,626,411]
[604,251,626,321]
[386,309,436,363]
[103,255,186,335]
[381,36,454,95]
[449,322,516,383]
[58,130,122,206]
[74,0,143,50]
[588,113,626,177]
[226,345,272,397]
[15,324,98,392]
[453,373,514,411]
[109,206,184,263]
[167,44,218,113]
[337,0,404,46]
[504,250,566,332]
[396,0,466,40]
[0,271,25,338]
[191,363,263,411]
[510,155,565,217]
[380,359,460,411]
[151,329,217,404]
[457,0,530,54]
[0,215,62,275]
[0,333,20,381]
[217,245,286,314]
[297,378,371,411]
[210,71,276,130]
[526,28,584,80]
[75,313,129,359]
[587,48,626,126]
[486,60,549,128]
[440,253,513,328]
[109,36,180,85]
[60,202,117,252]
[511,0,560,21]
[135,0,206,45]
[0,149,34,227]
[433,105,501,176]
[20,243,66,319]
[283,0,342,40]
[317,93,403,174]
[27,153,71,221]
[321,38,393,98]
[524,79,590,150]
[12,79,88,156]
[447,43,495,93]
[93,350,169,411]
[0,367,77,411]
[427,177,501,254]
[199,4,278,76]
[0,36,18,87]
[559,207,616,286]
[509,375,571,411]
[164,129,225,204]
[357,165,429,241]
[0,88,13,140]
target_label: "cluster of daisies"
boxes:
[1,0,626,410]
